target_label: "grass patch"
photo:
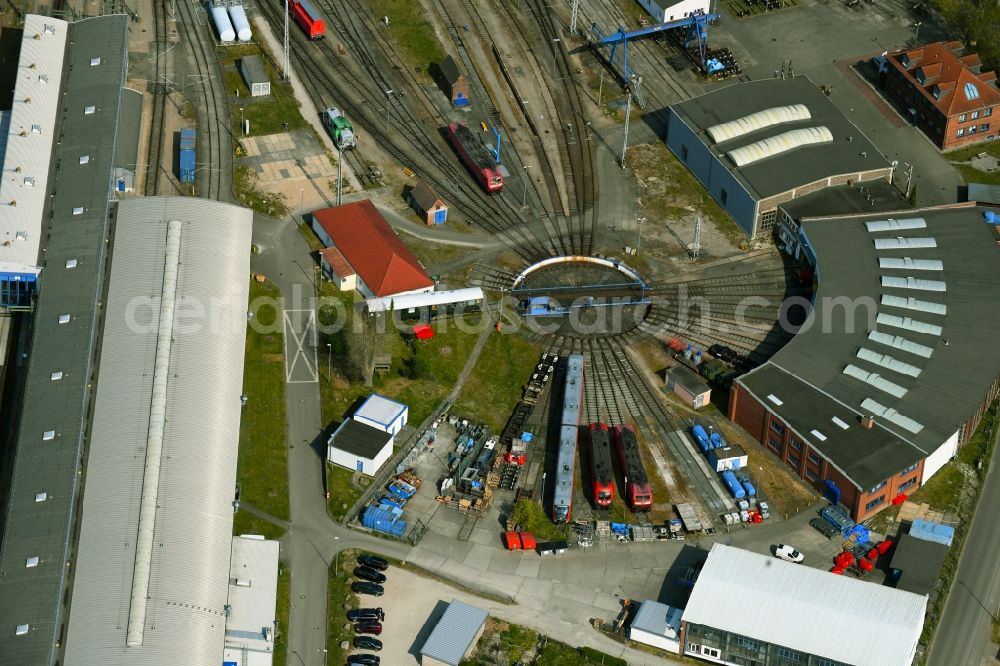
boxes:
[237,279,289,521]
[219,43,310,136]
[510,497,569,541]
[327,463,368,523]
[946,139,1000,186]
[232,511,285,540]
[367,0,446,76]
[536,639,625,666]
[234,164,288,217]
[465,618,626,666]
[451,331,543,432]
[326,555,358,666]
[274,562,291,666]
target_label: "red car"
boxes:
[355,621,382,636]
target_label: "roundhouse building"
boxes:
[666,76,894,238]
[730,203,1000,521]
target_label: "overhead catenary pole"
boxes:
[620,89,632,169]
[692,216,702,260]
[336,146,344,206]
[283,0,290,81]
[570,0,580,34]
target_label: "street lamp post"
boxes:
[914,21,922,44]
[521,165,532,207]
[637,217,647,254]
[384,89,394,128]
[299,187,304,220]
[334,536,340,576]
[326,343,332,383]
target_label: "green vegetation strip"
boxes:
[327,463,367,523]
[452,331,544,432]
[367,0,446,74]
[917,398,998,649]
[235,280,290,526]
[326,554,358,666]
[273,562,291,666]
[510,498,569,542]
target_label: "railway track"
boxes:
[175,0,228,201]
[260,0,558,261]
[144,0,168,195]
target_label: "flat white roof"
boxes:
[355,393,407,426]
[0,15,67,276]
[682,544,926,666]
[226,536,280,657]
[365,287,484,313]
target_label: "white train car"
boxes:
[637,0,712,23]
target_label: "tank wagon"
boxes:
[447,122,503,192]
[613,424,652,511]
[552,353,584,523]
[589,423,614,507]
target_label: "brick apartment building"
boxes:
[879,41,1000,150]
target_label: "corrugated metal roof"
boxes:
[631,600,681,639]
[226,536,280,654]
[0,15,67,276]
[420,599,488,666]
[683,544,926,666]
[62,197,252,665]
[364,287,483,313]
[0,17,128,666]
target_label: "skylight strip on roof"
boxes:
[767,394,783,406]
[865,218,926,232]
[875,313,943,336]
[873,237,937,250]
[868,331,934,358]
[727,126,833,167]
[860,398,924,434]
[877,257,943,271]
[856,347,922,378]
[880,294,947,316]
[843,364,908,398]
[831,416,850,430]
[705,104,811,143]
[880,276,947,292]
[810,429,827,442]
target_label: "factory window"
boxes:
[865,495,886,511]
[957,128,965,137]
[789,437,803,452]
[868,480,887,493]
[805,469,819,482]
[767,435,783,453]
[759,209,777,230]
[985,108,993,117]
[901,462,919,475]
[898,477,917,493]
[720,188,728,205]
[773,646,806,664]
[972,110,980,120]
[787,454,800,470]
[969,125,979,134]
[808,452,821,466]
[732,635,762,653]
[680,144,689,161]
[769,419,785,435]
[982,123,991,132]
[84,105,96,115]
[959,114,967,122]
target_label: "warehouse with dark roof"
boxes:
[666,76,895,238]
[730,203,1000,520]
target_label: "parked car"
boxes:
[354,566,387,584]
[347,654,380,666]
[354,621,382,635]
[351,581,384,597]
[353,636,383,651]
[358,555,389,571]
[774,544,804,563]
[347,608,384,622]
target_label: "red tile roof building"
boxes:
[881,41,1000,150]
[311,200,434,298]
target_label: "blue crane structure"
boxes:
[590,12,721,107]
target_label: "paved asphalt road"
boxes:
[927,422,1000,666]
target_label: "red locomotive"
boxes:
[589,423,614,507]
[290,0,325,39]
[613,424,652,511]
[447,122,503,193]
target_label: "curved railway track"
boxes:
[260,0,560,261]
[144,1,168,196]
[175,0,228,201]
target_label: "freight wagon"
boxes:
[447,122,503,193]
[179,128,196,184]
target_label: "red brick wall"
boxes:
[730,383,766,441]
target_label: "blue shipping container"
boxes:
[179,128,196,183]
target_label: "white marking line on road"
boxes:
[283,309,318,384]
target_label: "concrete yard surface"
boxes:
[372,565,684,665]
